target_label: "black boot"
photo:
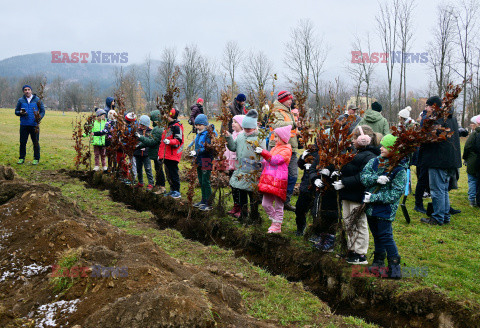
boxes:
[284,195,296,211]
[368,252,386,278]
[387,255,402,279]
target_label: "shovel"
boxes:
[400,168,411,224]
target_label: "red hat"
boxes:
[125,112,136,122]
[169,108,179,119]
[278,91,293,103]
[197,98,204,104]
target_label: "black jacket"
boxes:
[298,149,320,193]
[417,113,462,169]
[339,145,381,203]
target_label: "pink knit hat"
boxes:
[233,115,245,127]
[274,125,292,143]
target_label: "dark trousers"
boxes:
[153,159,166,187]
[295,191,314,231]
[239,189,260,222]
[164,159,180,192]
[415,164,429,208]
[232,187,240,204]
[19,125,40,160]
[367,215,399,258]
[134,155,154,185]
[197,167,212,204]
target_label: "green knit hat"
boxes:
[380,134,397,150]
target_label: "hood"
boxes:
[105,97,114,109]
[363,109,385,123]
[150,110,161,126]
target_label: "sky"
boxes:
[0,0,459,93]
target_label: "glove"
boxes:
[320,168,330,176]
[377,175,390,185]
[301,150,309,159]
[189,150,196,157]
[135,132,141,138]
[255,147,263,154]
[332,180,344,190]
[314,179,323,188]
[331,171,341,178]
[304,163,312,170]
[363,192,372,203]
[163,139,170,145]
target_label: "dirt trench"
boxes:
[72,169,480,328]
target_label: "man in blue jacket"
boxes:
[15,85,45,165]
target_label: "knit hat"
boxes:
[476,116,480,125]
[139,115,150,127]
[108,110,117,121]
[168,108,179,119]
[233,115,245,127]
[380,134,397,150]
[197,98,204,104]
[356,126,372,147]
[398,106,412,119]
[125,112,136,123]
[22,84,32,91]
[150,110,160,123]
[372,102,382,112]
[242,109,258,129]
[96,109,106,117]
[194,114,208,126]
[274,125,292,144]
[235,93,246,102]
[426,96,442,108]
[278,91,293,103]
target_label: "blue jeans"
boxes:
[367,216,399,258]
[467,174,478,204]
[429,168,451,224]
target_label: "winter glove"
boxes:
[363,192,372,203]
[163,139,170,145]
[332,180,344,190]
[377,175,390,185]
[314,179,323,188]
[189,150,196,157]
[301,150,309,159]
[320,168,330,176]
[304,163,312,170]
[331,171,341,178]
[255,147,263,154]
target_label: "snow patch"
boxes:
[35,299,80,327]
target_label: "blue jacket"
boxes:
[191,125,217,169]
[104,97,114,114]
[15,94,45,126]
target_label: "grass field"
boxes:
[1,108,479,307]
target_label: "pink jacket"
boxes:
[258,143,292,201]
[224,130,240,170]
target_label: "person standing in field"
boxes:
[15,85,45,165]
[189,98,204,133]
[359,102,390,136]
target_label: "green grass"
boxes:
[50,248,80,294]
[1,108,479,308]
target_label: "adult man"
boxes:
[15,85,45,165]
[269,91,298,211]
[104,97,115,115]
[359,102,390,136]
[419,96,461,225]
[227,93,247,132]
[338,104,362,134]
[189,98,204,133]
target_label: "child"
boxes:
[158,108,184,198]
[190,114,217,211]
[360,134,407,279]
[332,125,380,264]
[134,115,155,190]
[226,110,266,224]
[463,115,480,207]
[91,109,108,171]
[256,125,293,233]
[224,114,244,217]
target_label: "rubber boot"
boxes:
[387,255,402,279]
[368,252,387,278]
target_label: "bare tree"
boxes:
[84,80,99,111]
[376,0,400,116]
[221,41,243,95]
[397,0,415,108]
[48,75,66,110]
[156,47,177,95]
[349,33,376,109]
[243,50,273,108]
[453,0,479,125]
[142,53,155,111]
[199,56,218,114]
[63,81,84,113]
[310,37,329,114]
[181,44,202,110]
[429,4,455,96]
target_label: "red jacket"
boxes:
[158,120,184,162]
[258,143,292,201]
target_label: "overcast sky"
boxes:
[0,0,465,93]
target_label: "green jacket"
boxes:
[359,109,390,136]
[360,156,407,221]
[92,120,107,146]
[269,100,298,153]
[226,130,266,191]
[138,110,164,160]
[463,127,480,176]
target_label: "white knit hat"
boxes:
[398,106,412,119]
